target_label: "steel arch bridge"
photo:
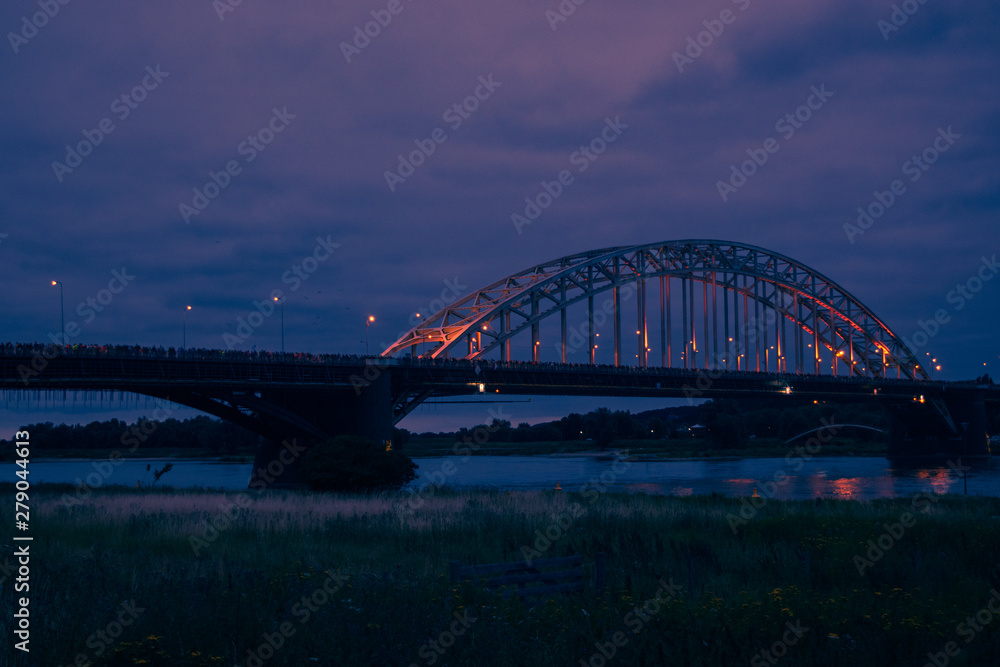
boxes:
[382,240,927,381]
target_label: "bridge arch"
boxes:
[382,240,927,380]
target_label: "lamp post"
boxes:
[183,305,192,348]
[365,315,375,355]
[274,297,285,354]
[51,280,64,343]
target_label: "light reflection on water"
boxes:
[9,455,999,500]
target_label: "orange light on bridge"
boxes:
[368,315,375,323]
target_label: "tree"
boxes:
[302,435,418,493]
[706,413,747,449]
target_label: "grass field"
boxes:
[4,485,1000,666]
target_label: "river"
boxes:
[10,454,1000,500]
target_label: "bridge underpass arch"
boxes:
[383,240,927,381]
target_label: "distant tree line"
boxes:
[4,398,900,455]
[407,399,890,449]
[2,416,258,453]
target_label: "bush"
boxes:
[303,434,418,492]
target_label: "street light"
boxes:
[274,297,285,354]
[366,315,375,355]
[51,280,64,343]
[183,305,192,348]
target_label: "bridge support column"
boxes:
[711,272,718,369]
[681,276,688,369]
[249,372,394,489]
[734,276,741,370]
[637,278,647,367]
[886,393,990,458]
[561,282,568,364]
[613,286,621,366]
[503,311,510,362]
[588,295,595,364]
[660,276,668,368]
[702,278,709,370]
[531,294,540,363]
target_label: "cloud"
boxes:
[0,0,996,390]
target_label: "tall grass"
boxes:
[3,486,999,666]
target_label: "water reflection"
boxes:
[830,477,862,499]
[8,455,1000,500]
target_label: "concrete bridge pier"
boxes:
[887,392,990,458]
[948,393,990,457]
[249,371,394,488]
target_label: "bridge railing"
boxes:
[4,342,982,392]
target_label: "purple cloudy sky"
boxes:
[1,0,998,432]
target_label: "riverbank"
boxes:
[19,437,888,461]
[8,447,255,461]
[10,486,1000,665]
[402,436,888,459]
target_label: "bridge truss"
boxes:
[383,240,927,380]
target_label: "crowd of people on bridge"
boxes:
[0,341,965,386]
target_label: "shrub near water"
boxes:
[302,434,417,492]
[6,486,1000,666]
